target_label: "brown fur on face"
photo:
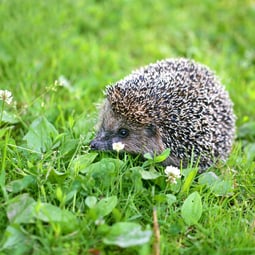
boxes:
[90,99,165,156]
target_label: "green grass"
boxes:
[0,0,255,254]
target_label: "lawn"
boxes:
[0,0,255,254]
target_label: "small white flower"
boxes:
[95,217,105,226]
[57,75,71,89]
[0,90,13,105]
[112,142,125,152]
[165,166,181,184]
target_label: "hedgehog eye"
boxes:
[118,128,129,138]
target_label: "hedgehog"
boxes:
[90,58,235,170]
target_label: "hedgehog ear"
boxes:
[145,124,157,137]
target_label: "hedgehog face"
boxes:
[90,100,165,156]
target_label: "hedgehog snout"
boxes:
[90,138,101,150]
[90,129,124,151]
[90,138,112,151]
[90,132,113,151]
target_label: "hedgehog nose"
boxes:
[90,139,98,150]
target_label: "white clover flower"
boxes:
[57,75,72,89]
[0,90,13,105]
[165,166,181,184]
[112,142,125,152]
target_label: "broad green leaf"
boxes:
[59,138,79,156]
[238,121,255,140]
[154,194,177,206]
[1,110,19,124]
[94,196,118,218]
[103,222,152,247]
[85,196,97,208]
[23,116,58,153]
[198,172,219,187]
[153,148,171,163]
[211,180,234,197]
[0,224,31,251]
[70,153,98,173]
[143,148,170,163]
[83,158,123,189]
[198,172,233,196]
[143,153,153,160]
[7,194,36,223]
[45,167,68,185]
[244,143,255,161]
[6,175,36,194]
[35,202,76,223]
[166,194,177,206]
[35,202,78,232]
[83,158,124,175]
[181,191,202,226]
[139,168,161,180]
